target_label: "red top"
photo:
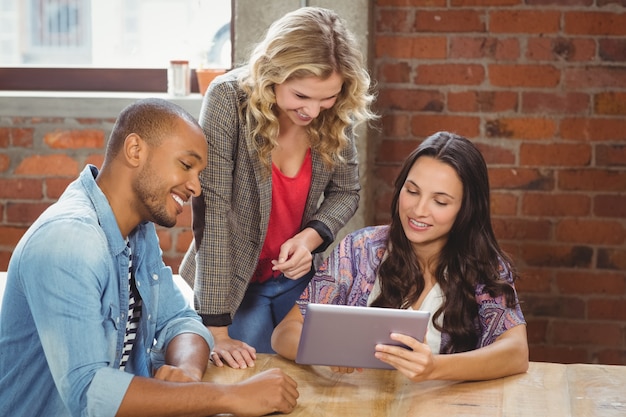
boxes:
[251,149,312,283]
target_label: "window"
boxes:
[24,0,90,64]
[0,0,232,92]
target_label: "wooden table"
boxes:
[202,354,626,416]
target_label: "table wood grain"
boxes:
[202,354,626,416]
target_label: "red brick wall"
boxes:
[373,1,626,365]
[0,2,624,366]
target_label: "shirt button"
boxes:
[152,274,158,281]
[136,282,141,287]
[148,314,152,320]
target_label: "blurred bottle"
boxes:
[168,60,190,96]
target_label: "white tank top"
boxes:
[367,274,444,354]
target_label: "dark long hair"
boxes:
[371,131,519,353]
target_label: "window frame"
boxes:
[0,67,204,93]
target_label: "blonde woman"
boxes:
[180,7,377,368]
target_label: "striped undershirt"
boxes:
[120,240,142,370]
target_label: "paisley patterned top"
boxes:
[297,225,526,353]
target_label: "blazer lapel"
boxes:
[248,135,272,241]
[302,150,329,224]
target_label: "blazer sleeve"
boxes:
[303,128,361,253]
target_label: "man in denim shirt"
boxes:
[0,98,298,417]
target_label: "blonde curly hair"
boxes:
[238,7,377,171]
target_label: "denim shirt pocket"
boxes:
[140,265,167,351]
[106,302,122,330]
[105,302,123,365]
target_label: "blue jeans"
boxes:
[229,270,313,353]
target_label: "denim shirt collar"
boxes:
[80,165,147,257]
[81,165,125,253]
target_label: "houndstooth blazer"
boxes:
[179,68,360,327]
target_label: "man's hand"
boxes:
[227,368,299,416]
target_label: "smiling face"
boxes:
[273,72,343,128]
[133,118,207,228]
[398,156,463,259]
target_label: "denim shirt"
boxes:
[0,165,213,417]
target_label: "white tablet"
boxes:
[295,303,430,370]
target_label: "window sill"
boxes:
[0,91,203,119]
